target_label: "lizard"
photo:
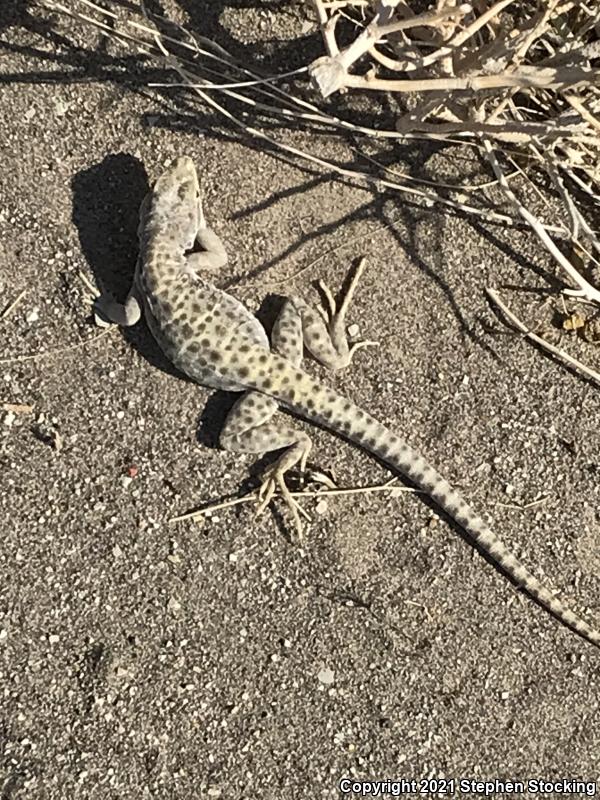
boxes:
[95,155,600,649]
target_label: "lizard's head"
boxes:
[147,156,201,248]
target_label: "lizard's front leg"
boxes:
[182,189,228,275]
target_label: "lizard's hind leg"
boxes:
[219,392,312,540]
[219,307,316,539]
[280,256,377,371]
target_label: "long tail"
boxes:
[270,365,600,648]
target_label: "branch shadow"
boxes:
[13,2,557,373]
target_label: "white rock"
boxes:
[317,666,335,685]
[315,499,328,515]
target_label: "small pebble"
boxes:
[317,667,335,685]
[54,99,69,116]
[167,597,181,613]
[315,499,328,515]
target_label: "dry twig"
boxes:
[35,0,600,345]
[486,287,600,386]
[170,477,419,524]
[1,290,27,321]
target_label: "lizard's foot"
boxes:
[316,257,379,367]
[255,466,310,541]
[93,291,141,328]
[254,438,312,541]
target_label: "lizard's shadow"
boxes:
[71,153,187,379]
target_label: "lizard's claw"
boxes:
[317,256,368,325]
[255,466,310,542]
[316,257,378,367]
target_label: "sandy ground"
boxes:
[1,2,600,798]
